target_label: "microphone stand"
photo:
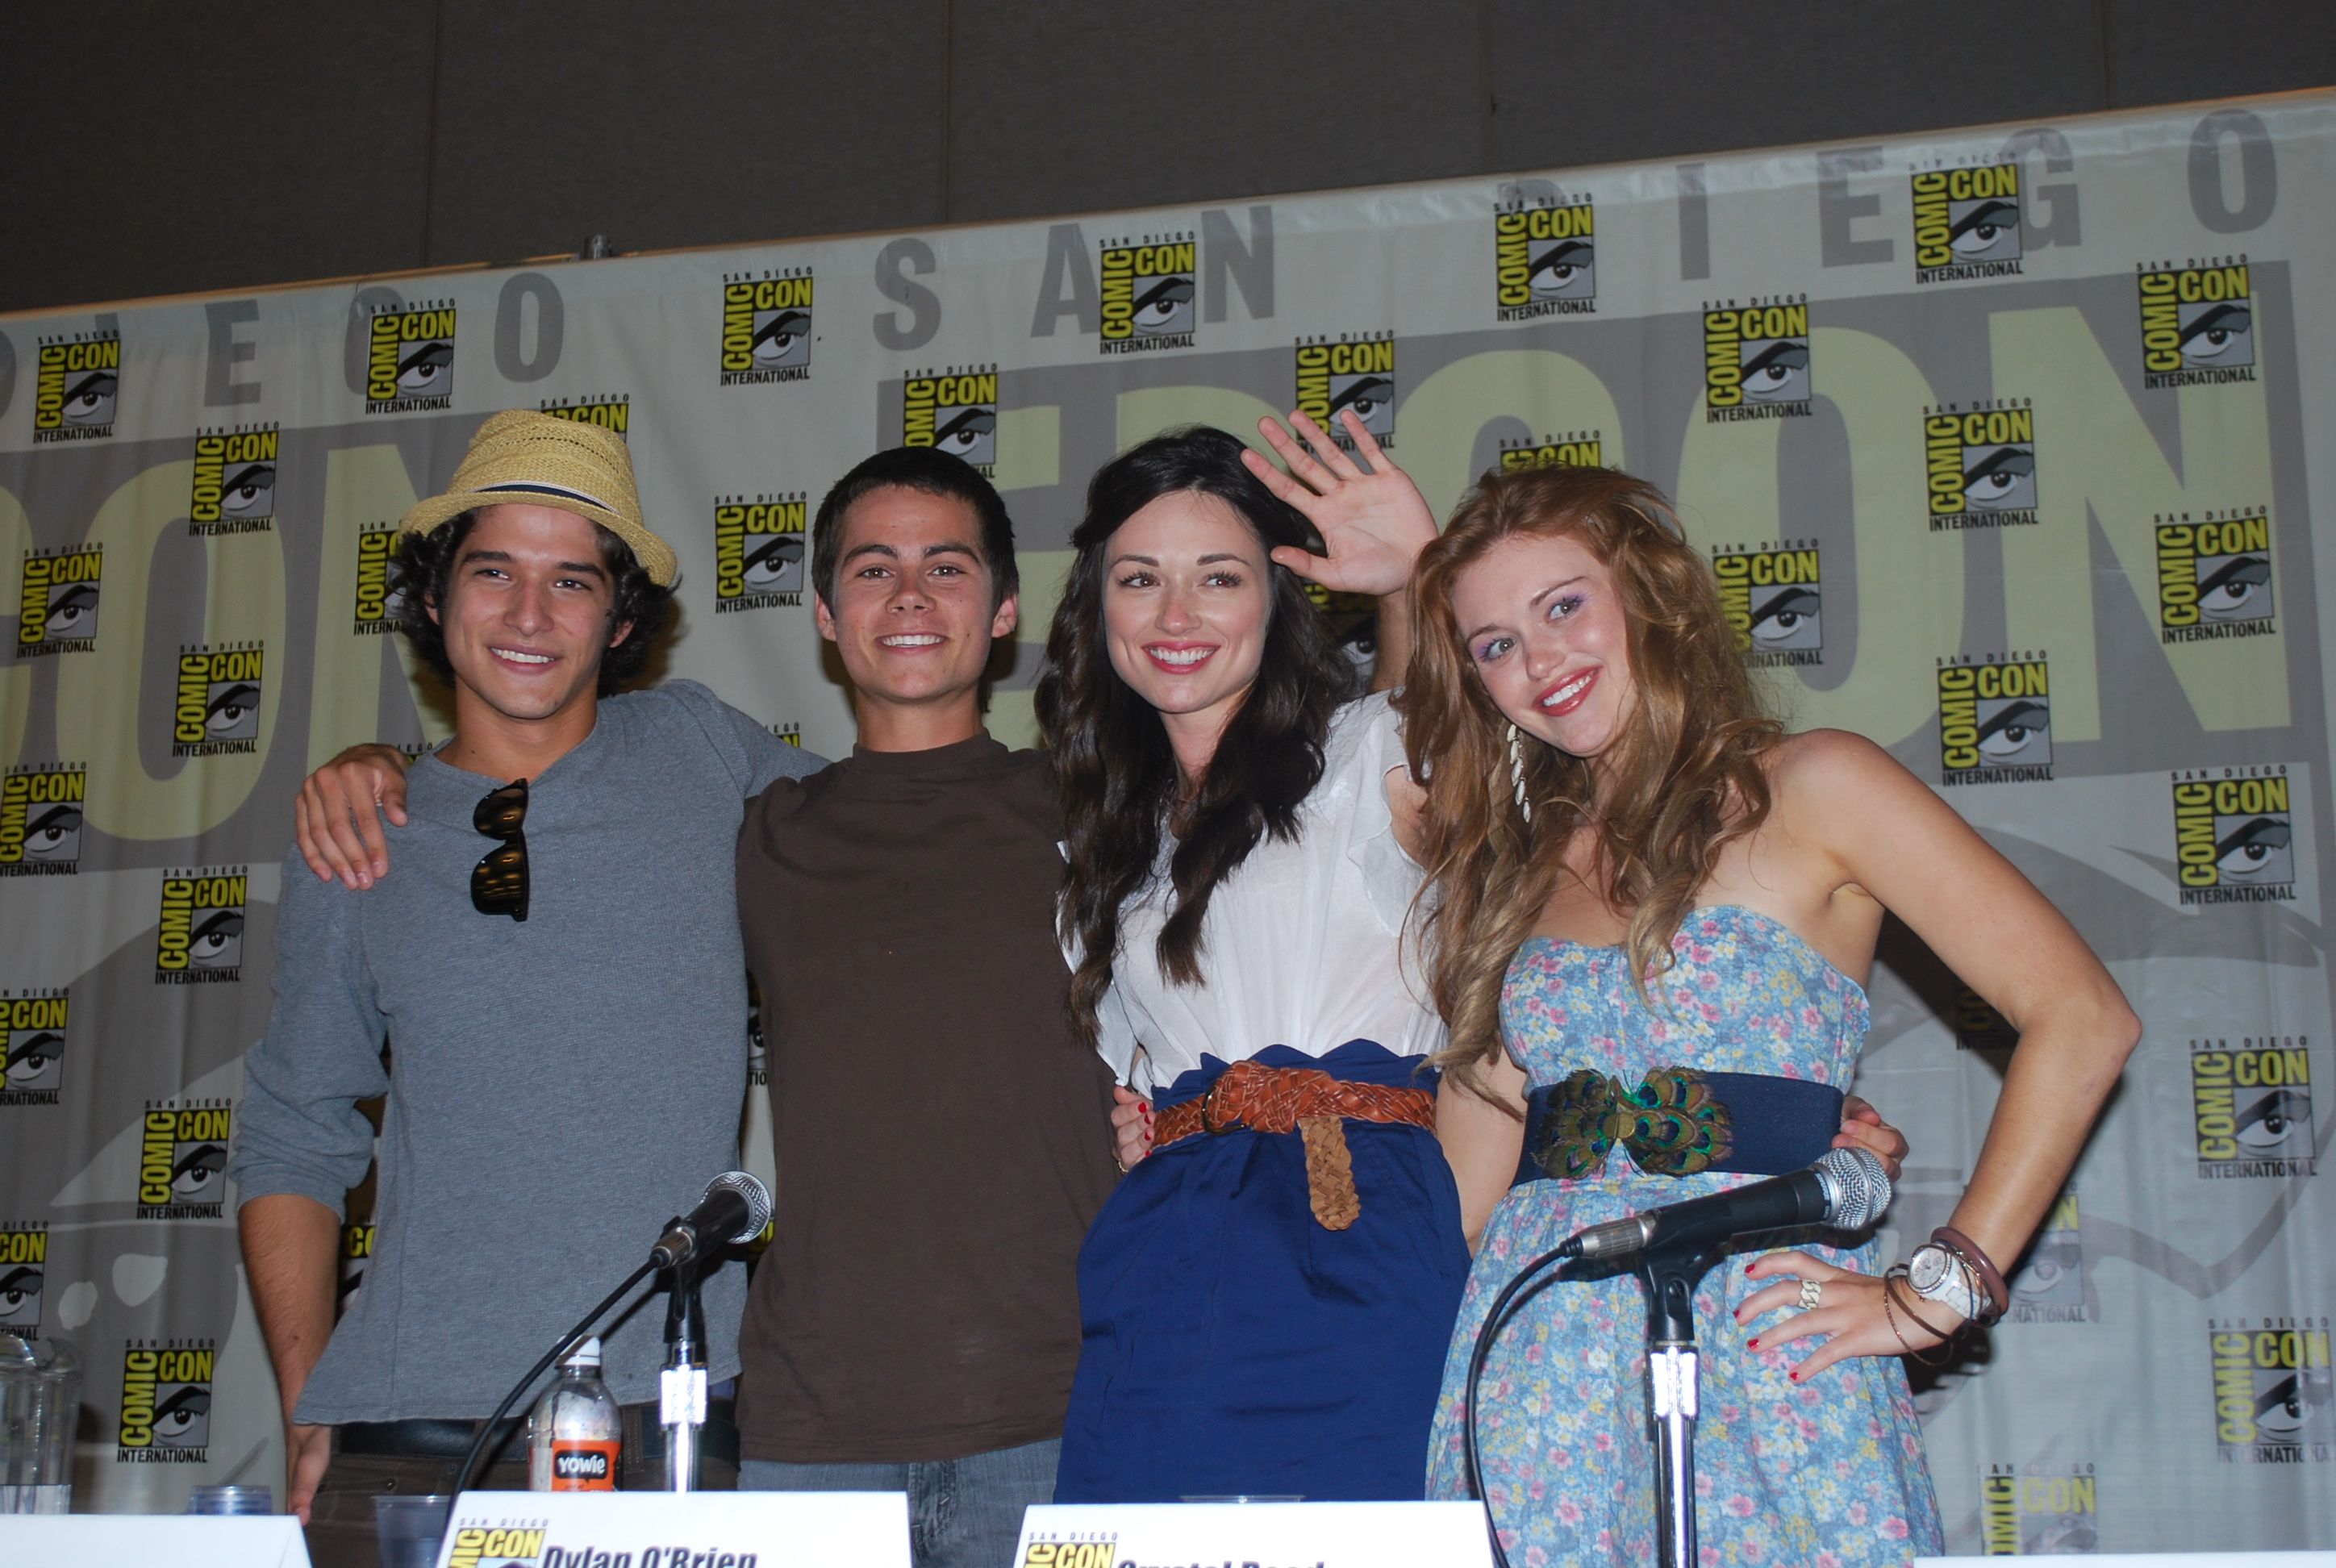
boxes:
[659,1252,708,1492]
[1637,1244,1718,1568]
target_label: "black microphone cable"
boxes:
[453,1259,657,1495]
[1462,1239,1581,1568]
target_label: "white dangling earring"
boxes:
[1507,722,1533,824]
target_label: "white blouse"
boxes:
[1094,693,1443,1095]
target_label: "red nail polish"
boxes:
[1788,1370,1800,1382]
[1747,1338,1759,1349]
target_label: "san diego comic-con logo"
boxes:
[768,721,803,749]
[0,990,69,1107]
[353,524,409,636]
[1924,401,2038,532]
[1703,297,1811,423]
[2157,509,2275,644]
[1910,160,2025,286]
[156,867,248,984]
[1936,653,2053,786]
[2192,1036,2317,1179]
[1493,194,1596,322]
[1979,1462,2096,1555]
[0,1224,47,1336]
[720,268,815,386]
[1711,540,1821,669]
[2171,765,2293,906]
[340,1221,376,1306]
[2208,1318,2333,1463]
[1099,232,1195,355]
[903,365,999,473]
[2009,1188,2091,1324]
[1295,334,1396,449]
[1021,1536,1120,1567]
[15,545,102,658]
[32,330,121,443]
[169,642,263,757]
[137,1099,232,1220]
[365,298,457,413]
[540,395,631,438]
[712,494,807,614]
[117,1339,215,1463]
[0,765,86,876]
[2138,256,2256,390]
[1951,986,2017,1052]
[443,1524,549,1568]
[1498,432,1602,473]
[187,424,278,536]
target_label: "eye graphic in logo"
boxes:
[398,340,453,397]
[1962,445,2036,511]
[1750,585,1821,651]
[1530,239,1595,299]
[2255,1366,2334,1444]
[1975,698,2050,765]
[206,682,261,740]
[1948,198,2021,262]
[1133,275,1195,336]
[5,1032,65,1092]
[172,1141,227,1203]
[0,1264,40,1328]
[152,1382,212,1448]
[752,310,811,369]
[2025,1514,2098,1554]
[44,582,98,641]
[2013,1229,2083,1309]
[2180,302,2253,368]
[1740,337,1809,403]
[1329,375,1393,426]
[64,369,119,426]
[220,461,276,518]
[2216,815,2292,884]
[25,802,83,861]
[2235,1087,2312,1155]
[742,535,803,595]
[190,907,244,970]
[2196,553,2272,623]
[935,405,997,465]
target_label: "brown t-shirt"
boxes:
[732,732,1119,1463]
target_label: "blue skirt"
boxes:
[1053,1040,1470,1503]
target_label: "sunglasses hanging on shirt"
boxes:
[471,778,529,921]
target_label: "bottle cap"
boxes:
[561,1336,603,1371]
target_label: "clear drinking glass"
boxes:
[0,1331,81,1515]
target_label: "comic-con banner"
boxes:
[2,94,2333,1551]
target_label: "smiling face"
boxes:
[816,484,1017,724]
[1450,531,1637,762]
[1100,491,1273,765]
[430,503,630,736]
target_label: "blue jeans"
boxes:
[738,1437,1059,1568]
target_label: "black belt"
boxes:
[339,1397,739,1467]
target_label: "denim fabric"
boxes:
[738,1437,1059,1568]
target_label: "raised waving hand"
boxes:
[1241,408,1439,599]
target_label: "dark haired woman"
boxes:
[1403,464,2138,1562]
[1039,413,1466,1503]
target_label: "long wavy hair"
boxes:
[1038,426,1354,1047]
[1400,465,1783,1099]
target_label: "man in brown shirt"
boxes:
[733,448,1118,1567]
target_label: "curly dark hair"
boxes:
[393,510,674,695]
[1037,425,1355,1048]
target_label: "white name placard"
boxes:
[7,1515,310,1567]
[433,1491,908,1568]
[1013,1501,1495,1568]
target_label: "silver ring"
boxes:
[1799,1278,1824,1312]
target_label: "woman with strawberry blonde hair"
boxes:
[1402,463,2138,1563]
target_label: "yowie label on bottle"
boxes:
[549,1440,619,1491]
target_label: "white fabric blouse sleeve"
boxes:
[1330,691,1424,936]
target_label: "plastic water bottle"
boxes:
[526,1337,620,1491]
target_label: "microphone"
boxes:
[1558,1146,1890,1263]
[649,1170,773,1270]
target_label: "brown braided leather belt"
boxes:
[1151,1058,1437,1232]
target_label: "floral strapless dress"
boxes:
[1425,905,1945,1566]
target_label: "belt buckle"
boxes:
[1199,1074,1238,1136]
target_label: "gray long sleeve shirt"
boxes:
[227,682,822,1420]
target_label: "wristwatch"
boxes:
[1907,1242,1983,1321]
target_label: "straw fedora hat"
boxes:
[399,410,678,586]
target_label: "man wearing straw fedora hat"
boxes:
[229,411,821,1562]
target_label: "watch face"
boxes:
[1909,1246,1950,1292]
